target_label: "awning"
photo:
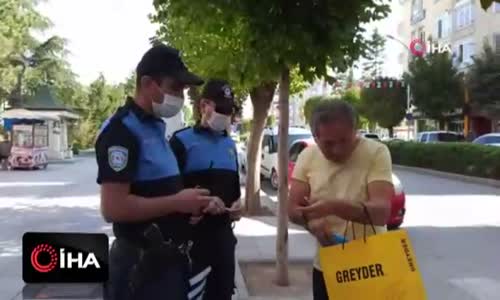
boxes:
[0,109,80,121]
[0,109,60,121]
[35,110,80,120]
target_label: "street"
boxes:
[0,157,500,299]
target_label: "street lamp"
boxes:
[386,34,414,140]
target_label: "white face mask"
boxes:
[152,93,184,118]
[208,112,231,132]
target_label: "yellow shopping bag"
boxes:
[319,229,426,300]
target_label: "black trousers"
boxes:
[191,225,237,300]
[313,268,329,300]
[105,239,189,300]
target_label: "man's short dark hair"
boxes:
[310,99,358,136]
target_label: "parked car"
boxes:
[287,138,406,230]
[472,133,500,147]
[416,131,464,143]
[261,127,313,189]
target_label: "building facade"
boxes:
[395,0,500,136]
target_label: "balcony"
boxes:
[411,9,426,25]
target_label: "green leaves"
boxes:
[362,29,386,79]
[404,53,464,121]
[359,77,406,132]
[151,0,391,96]
[480,0,500,10]
[467,42,500,107]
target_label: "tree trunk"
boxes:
[388,126,394,138]
[245,82,276,215]
[10,64,27,108]
[275,67,290,286]
[438,119,446,130]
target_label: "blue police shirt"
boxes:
[170,125,241,230]
[95,99,189,241]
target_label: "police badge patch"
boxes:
[108,146,128,172]
[222,85,232,99]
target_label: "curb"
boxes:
[394,164,500,188]
[234,259,250,299]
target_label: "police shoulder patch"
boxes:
[108,146,128,172]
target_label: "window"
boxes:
[455,3,474,30]
[419,30,426,42]
[437,133,463,142]
[458,44,464,62]
[495,34,500,54]
[33,125,48,147]
[289,143,306,162]
[494,2,500,13]
[261,135,272,152]
[437,20,443,38]
[476,136,500,145]
[411,0,425,24]
[271,134,311,152]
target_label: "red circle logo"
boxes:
[31,244,58,273]
[410,39,426,57]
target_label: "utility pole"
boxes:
[464,82,470,139]
[387,34,414,140]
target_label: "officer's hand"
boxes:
[203,196,226,215]
[227,200,242,221]
[189,214,204,225]
[175,188,211,214]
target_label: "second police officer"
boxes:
[170,80,242,300]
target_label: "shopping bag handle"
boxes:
[341,203,377,250]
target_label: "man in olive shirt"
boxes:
[288,100,394,300]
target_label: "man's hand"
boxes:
[298,199,334,220]
[307,218,331,246]
[174,188,211,214]
[226,200,242,221]
[203,196,226,215]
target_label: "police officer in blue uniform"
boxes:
[170,80,242,300]
[96,44,214,300]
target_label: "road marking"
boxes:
[449,277,500,300]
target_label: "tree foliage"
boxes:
[72,74,127,149]
[480,0,500,10]
[467,42,500,107]
[151,0,391,280]
[152,0,389,92]
[359,77,406,136]
[0,0,53,106]
[303,95,326,125]
[404,53,464,123]
[362,29,386,79]
[0,0,134,151]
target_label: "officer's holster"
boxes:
[107,223,193,300]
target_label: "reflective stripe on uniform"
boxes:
[188,266,212,299]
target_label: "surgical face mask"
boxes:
[152,93,184,118]
[208,112,231,132]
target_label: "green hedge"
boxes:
[386,141,500,180]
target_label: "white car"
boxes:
[260,127,312,189]
[473,133,500,147]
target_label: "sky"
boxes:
[38,0,158,85]
[37,0,403,86]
